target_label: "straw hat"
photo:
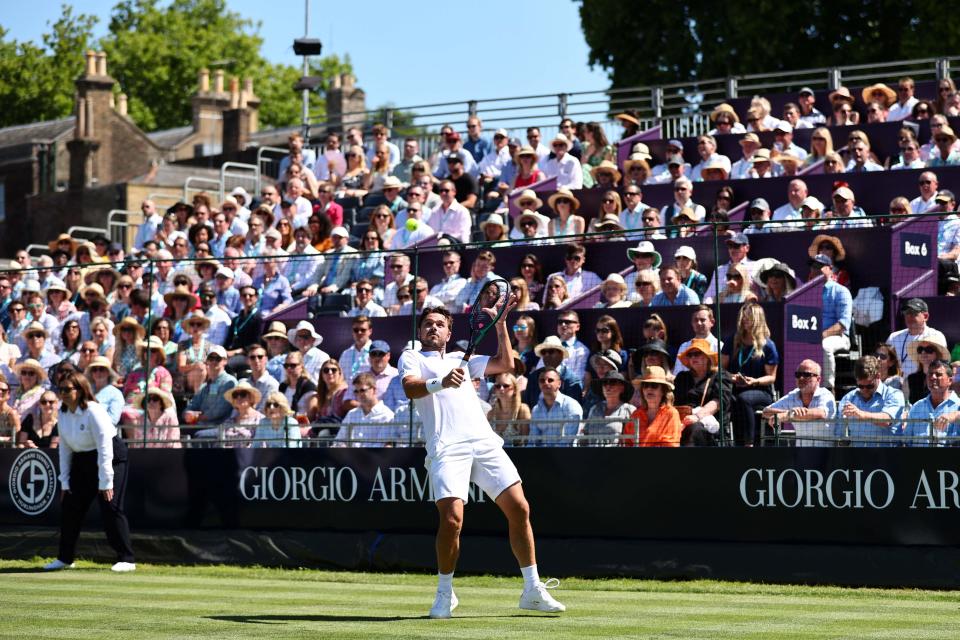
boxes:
[615,112,640,127]
[739,132,761,148]
[594,213,623,231]
[83,265,122,286]
[84,356,119,381]
[632,365,675,391]
[828,86,856,105]
[550,133,571,151]
[516,145,538,160]
[516,209,548,233]
[479,213,509,235]
[590,160,622,184]
[776,153,803,169]
[287,320,323,348]
[261,321,290,341]
[515,189,543,210]
[710,102,740,124]
[130,386,175,411]
[182,311,211,331]
[678,338,719,369]
[908,334,950,365]
[22,321,48,340]
[138,336,167,355]
[113,316,146,340]
[382,175,404,190]
[81,283,109,306]
[547,188,581,212]
[533,335,570,359]
[936,125,958,144]
[224,380,263,407]
[44,277,69,298]
[626,241,663,267]
[47,233,78,254]
[14,358,47,382]
[631,142,652,160]
[808,234,846,261]
[749,148,772,164]
[602,273,628,292]
[624,153,651,173]
[163,285,197,307]
[861,83,897,108]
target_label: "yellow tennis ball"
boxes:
[405,218,418,231]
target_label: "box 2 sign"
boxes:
[786,304,822,344]
[900,233,931,269]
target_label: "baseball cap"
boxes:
[901,298,929,314]
[798,87,815,97]
[508,137,523,147]
[674,245,697,261]
[667,139,684,151]
[833,186,855,201]
[726,232,750,246]
[774,121,793,134]
[809,253,833,267]
[749,198,770,211]
[494,128,508,138]
[369,340,391,354]
[215,266,234,279]
[207,345,228,360]
[108,242,124,254]
[330,226,349,238]
[801,196,824,211]
[936,189,956,203]
[280,199,294,208]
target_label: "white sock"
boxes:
[437,571,454,592]
[520,564,539,588]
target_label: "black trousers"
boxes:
[58,436,134,564]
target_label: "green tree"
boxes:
[0,6,98,127]
[578,1,960,94]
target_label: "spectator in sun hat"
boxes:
[698,154,731,181]
[703,232,759,303]
[708,103,746,136]
[540,134,583,189]
[886,298,946,379]
[731,133,761,180]
[928,125,960,167]
[662,177,705,224]
[773,121,807,161]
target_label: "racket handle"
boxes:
[459,348,474,369]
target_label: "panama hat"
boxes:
[21,321,48,340]
[84,356,119,381]
[632,365,675,391]
[533,335,570,359]
[112,316,146,340]
[224,380,263,407]
[81,283,109,307]
[594,213,624,231]
[515,189,543,210]
[15,358,48,382]
[614,112,640,127]
[590,160,622,184]
[631,142,652,160]
[182,311,211,331]
[130,386,175,411]
[908,334,950,365]
[678,338,719,369]
[516,145,538,160]
[479,213,509,235]
[547,188,581,212]
[163,285,197,307]
[261,321,290,341]
[828,86,856,105]
[137,335,167,355]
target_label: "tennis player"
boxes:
[400,303,566,618]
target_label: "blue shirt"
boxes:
[253,274,292,314]
[217,287,241,318]
[252,416,302,448]
[822,279,852,335]
[651,285,701,307]
[837,382,905,447]
[530,392,583,447]
[464,136,493,163]
[905,391,960,446]
[187,371,238,423]
[95,384,125,426]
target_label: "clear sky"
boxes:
[3,0,611,113]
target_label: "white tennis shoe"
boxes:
[429,589,458,619]
[110,562,136,573]
[519,578,566,613]
[43,559,74,571]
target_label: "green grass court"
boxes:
[4,560,959,639]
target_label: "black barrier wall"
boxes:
[6,448,960,547]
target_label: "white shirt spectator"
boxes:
[426,201,472,243]
[888,98,919,122]
[540,153,583,190]
[910,193,938,214]
[336,401,396,447]
[543,268,601,302]
[429,275,467,309]
[888,326,947,377]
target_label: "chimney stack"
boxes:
[85,50,97,76]
[198,68,210,93]
[214,70,224,94]
[117,93,128,116]
[96,51,107,77]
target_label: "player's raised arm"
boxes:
[484,293,517,377]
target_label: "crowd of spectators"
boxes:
[2,76,960,449]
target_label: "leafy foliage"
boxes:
[0,0,351,131]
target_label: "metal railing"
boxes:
[303,55,960,143]
[763,416,960,447]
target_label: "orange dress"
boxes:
[624,404,682,447]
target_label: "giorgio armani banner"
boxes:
[3,448,960,546]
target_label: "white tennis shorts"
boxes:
[426,438,521,503]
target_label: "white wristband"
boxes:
[426,378,444,394]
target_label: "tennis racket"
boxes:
[460,278,511,367]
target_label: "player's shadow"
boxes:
[207,613,537,624]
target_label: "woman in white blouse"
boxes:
[43,372,135,573]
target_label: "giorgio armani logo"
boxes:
[9,449,57,516]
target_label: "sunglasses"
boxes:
[795,371,819,379]
[321,367,340,374]
[284,363,300,369]
[40,399,57,405]
[58,386,76,393]
[856,383,877,390]
[916,346,941,355]
[265,402,281,410]
[248,353,267,360]
[232,392,250,400]
[874,353,889,360]
[493,383,513,389]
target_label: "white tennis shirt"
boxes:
[399,350,493,455]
